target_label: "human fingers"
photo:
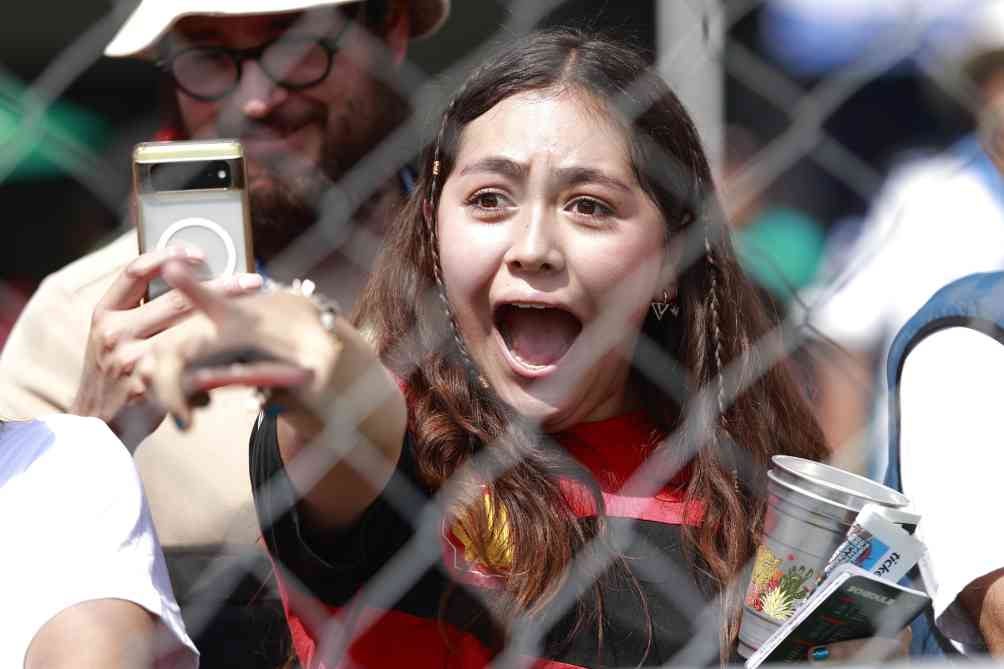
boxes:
[71,336,150,421]
[161,258,240,325]
[138,333,212,430]
[129,272,263,339]
[78,324,151,380]
[183,360,315,396]
[105,339,151,380]
[810,631,909,663]
[108,373,170,451]
[97,246,206,312]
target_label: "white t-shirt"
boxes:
[807,148,1004,476]
[899,327,1004,654]
[0,414,198,668]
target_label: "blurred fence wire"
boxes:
[2,0,998,666]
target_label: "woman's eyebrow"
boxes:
[458,157,527,180]
[554,166,632,193]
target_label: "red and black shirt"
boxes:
[250,411,719,668]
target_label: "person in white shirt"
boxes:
[898,326,1004,655]
[884,271,1004,657]
[809,146,1004,474]
[807,0,1004,476]
[1,413,198,668]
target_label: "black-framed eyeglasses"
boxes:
[158,21,351,102]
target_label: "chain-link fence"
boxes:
[2,0,1001,667]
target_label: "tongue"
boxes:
[503,307,580,366]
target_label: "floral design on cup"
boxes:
[744,545,816,621]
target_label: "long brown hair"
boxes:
[356,28,828,661]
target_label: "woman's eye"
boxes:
[468,190,510,211]
[568,198,612,218]
[477,192,503,208]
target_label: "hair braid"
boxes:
[704,233,728,430]
[423,95,493,390]
[703,223,740,491]
[425,213,489,389]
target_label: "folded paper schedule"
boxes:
[744,564,930,668]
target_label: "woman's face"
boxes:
[436,90,670,432]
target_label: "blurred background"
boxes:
[1,0,992,471]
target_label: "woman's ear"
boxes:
[654,236,684,303]
[655,283,677,303]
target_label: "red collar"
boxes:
[553,412,691,494]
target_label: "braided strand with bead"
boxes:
[425,101,491,390]
[704,230,739,493]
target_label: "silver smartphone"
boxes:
[133,138,254,300]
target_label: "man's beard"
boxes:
[248,79,408,265]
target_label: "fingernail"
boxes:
[810,646,830,662]
[167,245,200,258]
[172,413,189,431]
[263,403,287,419]
[238,273,264,289]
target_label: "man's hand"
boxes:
[959,567,1004,655]
[71,246,262,449]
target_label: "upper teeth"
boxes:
[512,303,548,309]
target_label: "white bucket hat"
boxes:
[105,0,449,58]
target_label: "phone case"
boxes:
[133,139,253,300]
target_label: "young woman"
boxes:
[141,29,900,668]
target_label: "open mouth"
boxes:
[494,303,583,372]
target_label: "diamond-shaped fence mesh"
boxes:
[1,0,1000,667]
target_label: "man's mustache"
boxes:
[218,108,325,139]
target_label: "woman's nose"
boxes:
[503,209,565,274]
